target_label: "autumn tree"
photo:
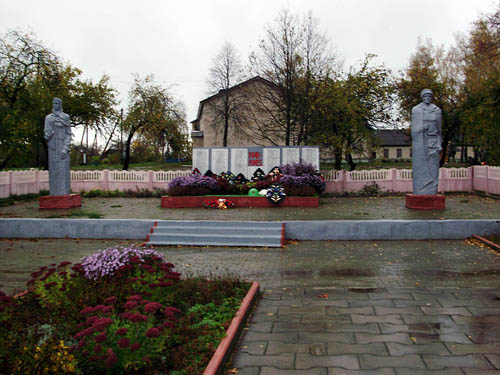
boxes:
[309,55,396,170]
[459,6,500,164]
[122,75,188,170]
[398,37,464,166]
[206,42,246,147]
[0,30,117,169]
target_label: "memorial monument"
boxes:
[405,89,445,209]
[39,98,81,209]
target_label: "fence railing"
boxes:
[0,166,498,198]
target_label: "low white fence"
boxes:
[0,166,498,198]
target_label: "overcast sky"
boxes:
[1,0,497,125]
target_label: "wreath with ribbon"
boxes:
[203,198,235,209]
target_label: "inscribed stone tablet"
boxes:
[192,148,209,174]
[301,147,320,170]
[282,147,300,166]
[212,148,229,174]
[264,148,281,173]
[231,148,248,176]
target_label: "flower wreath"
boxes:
[203,198,235,209]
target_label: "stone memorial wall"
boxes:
[192,146,320,177]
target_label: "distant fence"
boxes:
[0,166,499,198]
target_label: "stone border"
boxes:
[1,219,500,240]
[203,282,259,375]
[472,234,500,253]
[161,195,319,208]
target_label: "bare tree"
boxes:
[248,9,336,145]
[206,42,245,146]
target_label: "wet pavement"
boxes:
[1,238,500,373]
[1,194,500,221]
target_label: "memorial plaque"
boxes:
[282,147,300,166]
[231,148,248,176]
[264,148,281,174]
[301,147,320,170]
[212,148,228,174]
[192,148,210,174]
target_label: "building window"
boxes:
[371,151,376,159]
[410,148,412,158]
[383,149,389,158]
[397,148,402,158]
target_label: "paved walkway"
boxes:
[1,238,500,374]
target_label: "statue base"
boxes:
[39,194,82,209]
[405,194,445,210]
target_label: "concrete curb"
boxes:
[203,282,259,375]
[1,218,499,241]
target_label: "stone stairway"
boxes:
[145,221,285,247]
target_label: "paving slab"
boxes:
[0,238,500,374]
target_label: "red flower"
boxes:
[128,313,148,323]
[162,306,181,319]
[92,317,113,331]
[58,271,68,276]
[129,255,141,264]
[119,311,132,320]
[89,355,98,362]
[144,302,162,313]
[159,281,173,287]
[104,296,117,305]
[130,342,141,351]
[74,327,94,339]
[81,350,89,358]
[145,327,161,338]
[58,261,72,268]
[44,282,57,289]
[80,306,95,315]
[127,295,142,302]
[162,321,175,329]
[104,348,118,368]
[77,338,86,349]
[117,338,130,348]
[124,300,138,311]
[86,316,99,325]
[116,327,128,336]
[94,344,102,353]
[94,332,107,343]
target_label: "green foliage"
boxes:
[0,30,118,170]
[0,250,250,375]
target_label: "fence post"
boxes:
[391,168,397,192]
[8,170,13,197]
[485,166,489,195]
[468,166,473,192]
[103,170,109,191]
[149,171,154,190]
[341,170,346,194]
[35,170,40,194]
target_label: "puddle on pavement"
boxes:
[319,269,374,277]
[348,288,378,293]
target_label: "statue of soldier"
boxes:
[44,98,72,196]
[411,89,442,195]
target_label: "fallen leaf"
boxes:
[227,368,239,374]
[316,294,329,299]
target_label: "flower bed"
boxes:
[0,245,253,375]
[161,195,319,208]
[164,162,324,208]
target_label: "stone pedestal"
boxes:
[405,194,445,210]
[39,194,82,209]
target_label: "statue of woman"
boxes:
[411,89,442,195]
[44,98,72,196]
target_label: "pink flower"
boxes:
[144,302,162,313]
[130,342,141,351]
[94,332,107,343]
[116,327,128,336]
[145,327,161,338]
[117,338,130,348]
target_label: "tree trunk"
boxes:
[346,153,356,171]
[122,131,135,170]
[334,148,342,170]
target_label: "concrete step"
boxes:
[146,220,284,247]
